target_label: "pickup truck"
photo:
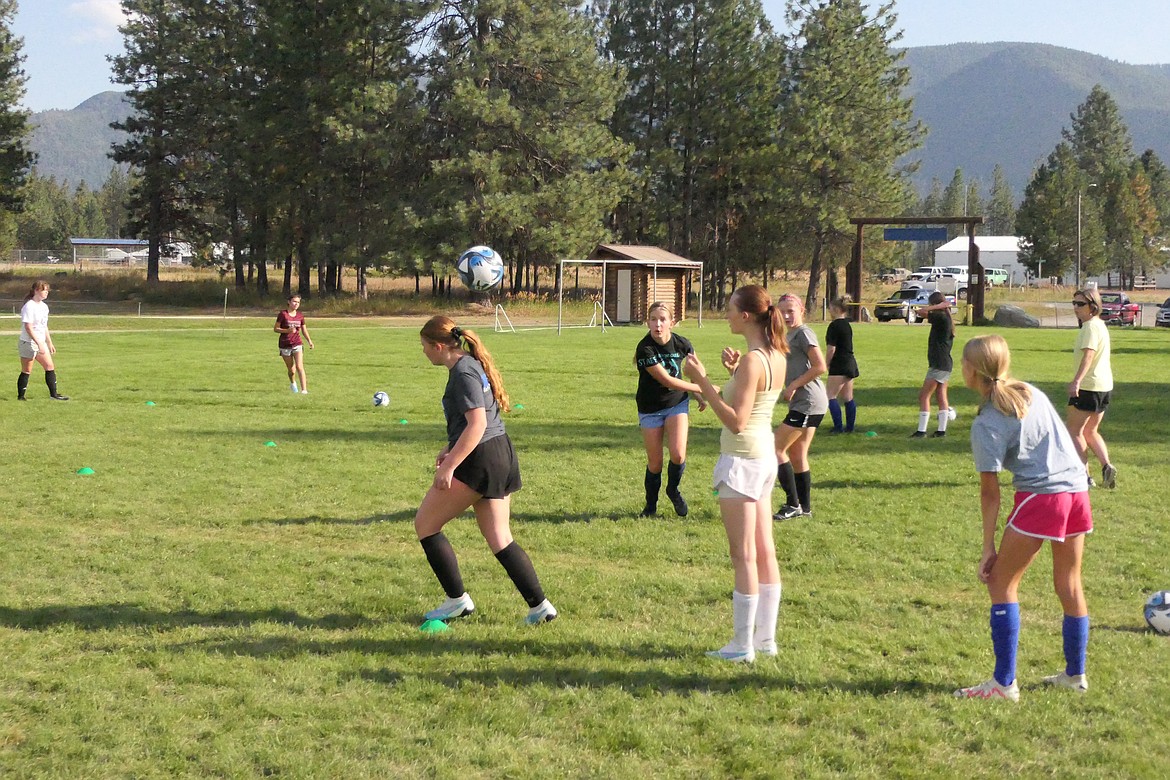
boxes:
[1098,291,1140,326]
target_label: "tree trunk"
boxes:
[805,233,826,315]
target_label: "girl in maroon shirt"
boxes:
[274,294,314,393]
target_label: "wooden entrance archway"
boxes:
[846,216,986,322]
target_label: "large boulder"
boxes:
[992,304,1040,328]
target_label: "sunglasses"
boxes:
[1071,300,1089,307]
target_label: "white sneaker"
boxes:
[525,599,558,625]
[300,390,309,394]
[706,642,755,663]
[754,639,778,657]
[290,382,298,393]
[947,407,958,421]
[1042,671,1088,692]
[424,592,475,621]
[954,678,1019,702]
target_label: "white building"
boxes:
[934,236,1031,286]
[935,235,1169,290]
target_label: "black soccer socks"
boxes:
[420,532,464,598]
[494,541,545,608]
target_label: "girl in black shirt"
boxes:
[825,296,860,433]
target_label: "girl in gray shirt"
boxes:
[772,294,829,521]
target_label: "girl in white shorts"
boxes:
[685,284,787,663]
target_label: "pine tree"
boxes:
[1016,142,1103,281]
[421,0,632,295]
[0,0,34,250]
[777,0,923,311]
[1138,149,1170,252]
[986,164,1015,236]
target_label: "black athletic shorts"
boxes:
[781,410,825,429]
[452,433,522,499]
[1068,390,1111,414]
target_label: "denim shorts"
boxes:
[638,397,690,429]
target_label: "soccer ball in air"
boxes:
[456,245,505,292]
[373,391,390,408]
[1144,590,1170,635]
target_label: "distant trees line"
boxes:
[3,2,1166,302]
[7,0,922,308]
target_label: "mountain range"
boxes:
[26,42,1170,199]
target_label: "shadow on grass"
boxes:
[0,603,375,631]
[250,510,620,526]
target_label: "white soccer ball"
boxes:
[373,391,390,407]
[1144,590,1170,635]
[456,245,505,292]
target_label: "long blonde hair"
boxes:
[731,285,787,353]
[420,316,510,411]
[962,334,1031,419]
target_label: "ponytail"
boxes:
[420,315,510,412]
[730,285,789,355]
[962,335,1031,419]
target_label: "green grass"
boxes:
[1,315,1168,778]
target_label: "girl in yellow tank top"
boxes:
[684,285,788,663]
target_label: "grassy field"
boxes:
[1,314,1168,778]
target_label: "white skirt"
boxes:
[713,452,778,501]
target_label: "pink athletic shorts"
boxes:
[1006,490,1093,542]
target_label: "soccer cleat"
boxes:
[525,599,558,625]
[910,430,927,439]
[50,394,70,401]
[931,430,946,438]
[665,489,689,517]
[423,592,475,622]
[639,505,658,518]
[799,509,814,519]
[17,394,25,401]
[1042,672,1088,692]
[290,382,298,393]
[755,639,778,657]
[706,643,755,663]
[954,678,1019,702]
[1102,463,1117,490]
[772,505,803,522]
[300,390,309,395]
[947,407,958,421]
[1087,476,1097,488]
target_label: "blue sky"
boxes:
[11,0,1170,112]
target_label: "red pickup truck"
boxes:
[1098,291,1140,326]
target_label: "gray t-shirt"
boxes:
[442,355,506,448]
[970,383,1088,494]
[785,325,828,415]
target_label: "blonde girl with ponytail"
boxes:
[414,316,556,626]
[954,334,1094,703]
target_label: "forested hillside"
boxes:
[903,42,1170,192]
[27,91,129,186]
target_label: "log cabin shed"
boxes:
[584,244,703,325]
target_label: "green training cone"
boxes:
[76,467,95,475]
[865,431,877,437]
[419,619,449,634]
[264,441,277,447]
[513,404,525,410]
[145,401,156,406]
[399,419,408,425]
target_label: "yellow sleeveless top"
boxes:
[719,349,781,459]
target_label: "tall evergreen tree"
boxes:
[986,164,1015,236]
[777,0,923,311]
[421,0,632,294]
[1016,142,1104,281]
[0,0,34,250]
[1138,149,1170,253]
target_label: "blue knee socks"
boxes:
[990,602,1020,686]
[1063,614,1089,676]
[845,400,857,432]
[828,399,843,431]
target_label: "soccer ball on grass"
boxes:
[1145,591,1170,635]
[456,246,505,292]
[373,391,390,407]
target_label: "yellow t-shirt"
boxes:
[1074,317,1113,392]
